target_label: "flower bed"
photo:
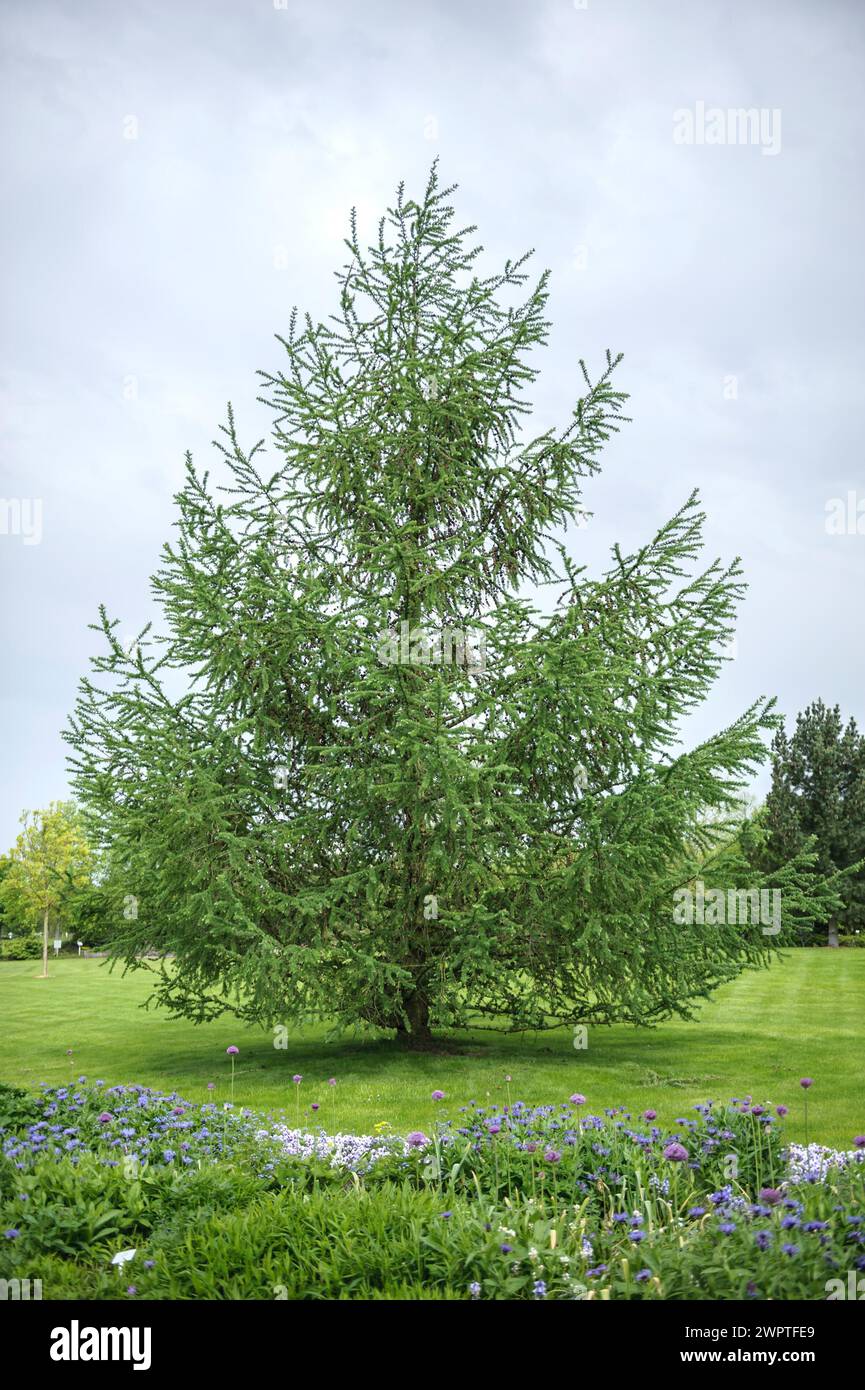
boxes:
[0,1080,271,1170]
[1,1081,863,1300]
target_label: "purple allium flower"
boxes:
[311,1103,319,1112]
[636,1269,652,1282]
[487,1123,501,1135]
[799,1078,813,1089]
[406,1131,428,1148]
[854,1136,865,1149]
[207,1083,215,1091]
[776,1105,788,1117]
[543,1149,562,1164]
[226,1046,239,1056]
[759,1188,782,1205]
[431,1090,445,1101]
[643,1109,657,1121]
[126,1285,137,1295]
[569,1093,586,1106]
[328,1078,336,1086]
[293,1074,302,1084]
[663,1142,689,1162]
[98,1112,113,1124]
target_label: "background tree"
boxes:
[0,855,15,938]
[755,701,865,947]
[0,803,94,976]
[66,169,835,1045]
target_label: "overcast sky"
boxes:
[1,0,863,850]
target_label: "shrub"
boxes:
[0,936,42,960]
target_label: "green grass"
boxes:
[1,949,862,1146]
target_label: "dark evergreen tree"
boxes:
[759,701,865,946]
[65,169,835,1045]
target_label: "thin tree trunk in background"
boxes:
[41,908,49,978]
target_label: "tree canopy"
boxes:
[66,168,835,1044]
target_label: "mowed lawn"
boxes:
[1,949,862,1147]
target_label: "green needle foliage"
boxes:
[755,700,865,946]
[65,167,835,1047]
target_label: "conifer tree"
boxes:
[66,168,834,1045]
[758,701,865,946]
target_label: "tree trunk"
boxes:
[395,992,434,1049]
[827,922,840,948]
[40,908,49,978]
